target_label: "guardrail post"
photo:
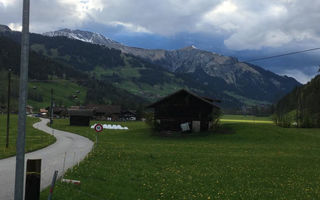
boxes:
[48,170,58,200]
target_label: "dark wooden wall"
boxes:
[70,116,90,126]
[154,93,215,120]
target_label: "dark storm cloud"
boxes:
[1,0,320,51]
[1,0,320,82]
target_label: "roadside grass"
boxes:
[0,115,56,159]
[41,118,320,199]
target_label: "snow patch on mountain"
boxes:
[43,29,120,46]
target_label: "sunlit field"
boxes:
[221,115,273,124]
[41,116,320,199]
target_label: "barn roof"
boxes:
[53,107,67,113]
[147,89,220,109]
[121,110,136,114]
[68,109,94,117]
[40,109,48,113]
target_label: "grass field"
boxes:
[0,115,55,159]
[40,115,320,199]
[221,115,273,124]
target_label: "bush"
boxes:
[145,112,155,128]
[211,109,222,131]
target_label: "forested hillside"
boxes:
[274,75,320,127]
[1,30,242,109]
[0,36,147,111]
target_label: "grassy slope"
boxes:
[93,66,185,101]
[41,116,320,199]
[0,115,55,159]
[28,80,87,110]
[32,43,185,102]
[114,81,183,101]
[224,91,271,106]
[0,72,87,112]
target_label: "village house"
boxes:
[26,105,33,114]
[87,105,121,121]
[120,110,137,121]
[147,89,220,132]
[39,108,48,117]
[53,107,67,118]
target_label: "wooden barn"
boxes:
[147,89,220,132]
[68,108,94,126]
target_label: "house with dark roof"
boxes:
[147,89,220,132]
[26,105,33,114]
[87,105,121,121]
[68,108,94,126]
[53,107,67,118]
[120,110,137,121]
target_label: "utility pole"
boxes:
[50,88,53,126]
[6,68,11,148]
[14,0,30,199]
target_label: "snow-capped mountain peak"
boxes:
[43,29,120,47]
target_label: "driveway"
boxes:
[0,118,94,200]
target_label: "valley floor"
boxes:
[40,116,320,199]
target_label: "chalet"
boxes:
[39,108,48,116]
[68,108,94,126]
[147,89,220,132]
[53,107,67,118]
[26,105,33,114]
[87,105,121,121]
[121,110,137,121]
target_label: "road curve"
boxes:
[0,118,94,200]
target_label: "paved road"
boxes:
[0,118,94,200]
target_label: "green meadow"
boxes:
[40,115,320,199]
[0,115,55,159]
[221,115,273,124]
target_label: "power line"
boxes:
[242,47,320,62]
[29,79,89,82]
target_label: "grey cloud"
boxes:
[223,0,320,50]
[1,0,320,51]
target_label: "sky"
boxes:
[1,0,320,83]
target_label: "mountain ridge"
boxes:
[0,25,11,32]
[43,28,299,86]
[44,28,300,106]
[0,35,147,110]
[1,26,301,110]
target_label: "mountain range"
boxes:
[44,29,300,104]
[1,25,301,110]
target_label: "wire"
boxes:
[242,47,320,62]
[28,79,90,82]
